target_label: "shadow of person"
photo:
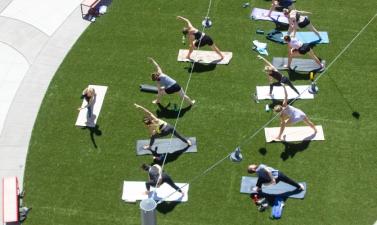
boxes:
[156,201,181,214]
[155,103,192,119]
[287,69,310,81]
[280,140,311,161]
[185,62,216,73]
[81,124,102,148]
[152,146,190,165]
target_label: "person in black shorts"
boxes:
[257,55,299,96]
[283,9,321,39]
[177,16,224,60]
[141,163,184,196]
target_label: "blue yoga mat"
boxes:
[282,31,329,44]
[240,176,307,199]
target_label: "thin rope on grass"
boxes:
[156,10,377,203]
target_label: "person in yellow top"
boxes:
[134,103,192,150]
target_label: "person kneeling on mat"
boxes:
[247,163,304,192]
[283,9,321,39]
[257,55,300,96]
[142,163,184,196]
[134,103,192,150]
[284,35,324,70]
[177,16,224,60]
[273,85,317,140]
[148,57,195,105]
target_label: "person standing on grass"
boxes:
[177,16,224,60]
[283,8,321,39]
[284,35,323,70]
[247,163,305,192]
[257,55,300,96]
[273,85,317,140]
[77,86,96,119]
[134,103,192,150]
[141,163,184,196]
[148,57,195,105]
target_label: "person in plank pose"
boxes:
[267,0,294,17]
[142,163,184,196]
[77,86,96,119]
[284,35,324,70]
[134,103,192,150]
[283,8,321,39]
[273,85,317,140]
[247,163,305,192]
[257,55,300,96]
[177,16,224,60]
[148,57,195,105]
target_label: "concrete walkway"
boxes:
[0,0,91,222]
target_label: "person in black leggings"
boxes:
[257,55,299,96]
[247,163,304,192]
[142,163,184,196]
[177,16,224,60]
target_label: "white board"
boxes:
[75,85,107,127]
[256,85,314,100]
[265,125,324,142]
[177,49,232,65]
[121,181,189,203]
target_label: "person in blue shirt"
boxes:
[247,163,304,192]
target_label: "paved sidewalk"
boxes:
[0,1,91,222]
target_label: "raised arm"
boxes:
[176,16,194,29]
[134,103,158,120]
[257,55,277,70]
[148,57,162,74]
[282,85,288,107]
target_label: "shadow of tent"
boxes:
[280,140,311,161]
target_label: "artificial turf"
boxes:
[23,0,377,224]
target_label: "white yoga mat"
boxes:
[256,85,314,100]
[1,0,82,36]
[177,49,232,65]
[265,125,324,142]
[250,8,288,24]
[121,181,189,203]
[75,85,107,127]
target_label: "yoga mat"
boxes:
[136,137,197,155]
[256,85,314,100]
[177,50,232,65]
[272,57,325,73]
[282,31,329,44]
[140,84,158,93]
[265,125,324,142]
[250,8,289,24]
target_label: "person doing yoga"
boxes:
[273,85,317,140]
[257,55,299,96]
[134,103,192,150]
[177,16,224,60]
[283,9,321,39]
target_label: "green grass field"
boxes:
[23,1,377,224]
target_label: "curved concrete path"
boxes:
[0,0,91,221]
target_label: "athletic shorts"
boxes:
[278,0,293,8]
[298,43,312,54]
[165,83,181,94]
[194,35,214,47]
[298,17,310,28]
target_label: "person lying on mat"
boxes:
[77,86,96,118]
[283,9,321,39]
[148,57,195,105]
[177,16,224,60]
[134,103,192,150]
[284,35,323,70]
[247,163,304,192]
[273,85,317,140]
[267,0,294,17]
[142,163,184,196]
[257,55,299,96]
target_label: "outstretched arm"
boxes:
[257,55,277,70]
[148,57,162,74]
[176,16,194,29]
[296,10,312,15]
[134,103,158,120]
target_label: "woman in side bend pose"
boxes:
[284,35,323,70]
[177,16,224,60]
[257,55,300,96]
[283,8,321,39]
[273,85,317,140]
[148,57,195,105]
[267,0,294,17]
[134,103,192,150]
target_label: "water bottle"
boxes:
[182,35,186,45]
[265,104,270,112]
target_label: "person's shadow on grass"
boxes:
[155,103,192,119]
[280,140,311,161]
[184,62,217,73]
[81,124,102,148]
[151,146,190,165]
[156,201,181,214]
